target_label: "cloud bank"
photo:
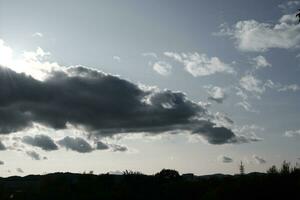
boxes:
[0,65,247,145]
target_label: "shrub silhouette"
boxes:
[154,169,180,179]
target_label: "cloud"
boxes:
[142,52,158,58]
[113,56,121,62]
[16,168,24,173]
[213,112,234,128]
[153,61,172,76]
[22,135,58,151]
[0,141,6,150]
[26,150,41,160]
[239,74,265,97]
[278,1,300,12]
[251,55,272,69]
[58,136,93,153]
[278,84,300,92]
[253,155,266,164]
[110,144,128,152]
[217,13,300,52]
[164,52,235,76]
[32,32,43,38]
[96,141,109,150]
[284,129,300,137]
[0,65,247,145]
[0,160,4,165]
[0,39,13,67]
[205,86,227,103]
[218,155,233,163]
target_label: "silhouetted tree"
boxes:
[155,169,180,179]
[280,160,291,175]
[239,161,245,175]
[267,165,278,175]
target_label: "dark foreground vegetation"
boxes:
[0,162,299,200]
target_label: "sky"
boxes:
[0,0,300,176]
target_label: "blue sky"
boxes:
[0,0,299,176]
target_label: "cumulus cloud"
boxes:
[284,129,300,137]
[22,135,58,151]
[26,150,41,160]
[0,65,248,145]
[164,52,235,76]
[253,155,266,164]
[0,141,6,150]
[218,155,233,163]
[110,144,128,152]
[58,136,93,153]
[251,55,272,69]
[239,74,265,96]
[96,141,109,150]
[213,112,234,128]
[153,61,172,76]
[217,13,300,52]
[205,86,227,103]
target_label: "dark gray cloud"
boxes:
[218,155,233,163]
[96,141,109,150]
[0,141,6,150]
[26,150,41,160]
[0,160,4,165]
[110,144,128,152]
[0,65,244,145]
[16,168,24,173]
[58,136,93,153]
[253,155,266,164]
[22,135,58,151]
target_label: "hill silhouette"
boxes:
[0,165,299,200]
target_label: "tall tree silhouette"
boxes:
[239,161,245,175]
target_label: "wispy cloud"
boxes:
[284,129,300,137]
[32,32,43,38]
[164,52,235,76]
[153,61,172,76]
[253,155,266,164]
[218,155,234,163]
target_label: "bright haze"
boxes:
[0,0,299,176]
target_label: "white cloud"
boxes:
[164,52,235,76]
[0,39,61,80]
[253,155,266,164]
[32,32,43,38]
[204,86,226,103]
[113,55,121,62]
[0,39,13,67]
[153,61,172,76]
[251,55,272,69]
[218,13,300,52]
[284,129,300,137]
[239,74,265,96]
